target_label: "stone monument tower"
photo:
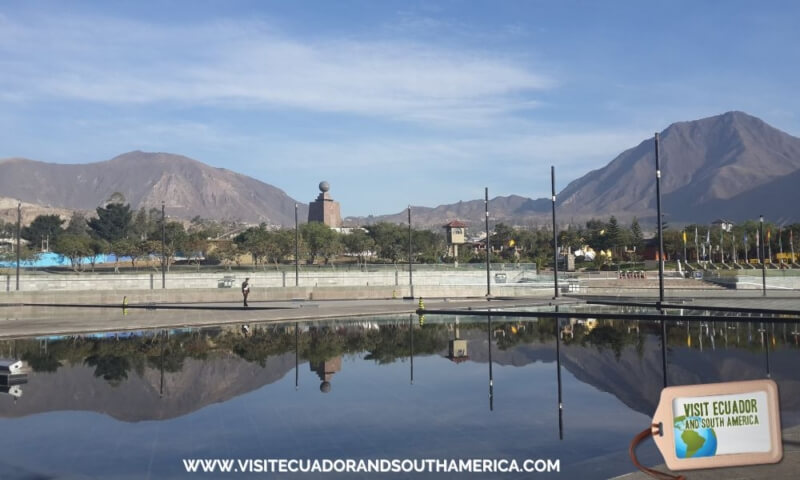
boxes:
[307,181,342,228]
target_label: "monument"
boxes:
[308,181,342,228]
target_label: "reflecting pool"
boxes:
[0,313,798,479]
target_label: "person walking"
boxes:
[241,277,250,308]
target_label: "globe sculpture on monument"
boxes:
[307,181,342,227]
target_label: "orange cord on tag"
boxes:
[629,424,686,480]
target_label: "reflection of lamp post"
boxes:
[159,329,165,398]
[487,312,494,412]
[295,322,299,390]
[554,307,563,440]
[409,314,414,385]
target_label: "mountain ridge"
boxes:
[0,151,308,225]
[2,111,799,227]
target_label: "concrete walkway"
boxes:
[615,425,800,480]
[0,296,579,339]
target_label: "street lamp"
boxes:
[161,201,166,289]
[760,215,766,296]
[408,206,414,299]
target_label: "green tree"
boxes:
[113,238,146,269]
[301,222,340,264]
[209,240,239,270]
[65,212,90,236]
[87,238,109,272]
[183,232,209,269]
[412,230,444,263]
[630,217,644,257]
[367,222,405,264]
[21,214,65,245]
[53,233,92,271]
[89,203,132,242]
[342,229,375,267]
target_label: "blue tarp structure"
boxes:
[0,252,133,268]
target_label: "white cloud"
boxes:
[0,14,552,126]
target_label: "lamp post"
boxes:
[654,133,665,305]
[295,203,299,286]
[551,166,559,299]
[408,206,414,299]
[16,202,21,291]
[760,215,766,296]
[485,187,491,297]
[161,201,166,289]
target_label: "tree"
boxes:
[89,203,132,243]
[21,214,65,245]
[301,222,340,264]
[183,232,209,270]
[235,227,270,267]
[113,238,146,269]
[367,222,405,264]
[87,238,109,272]
[52,234,92,271]
[65,212,90,236]
[130,207,152,241]
[413,229,445,263]
[630,217,644,257]
[209,240,239,270]
[606,216,621,257]
[343,229,375,267]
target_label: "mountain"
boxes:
[3,112,798,228]
[0,151,307,225]
[346,194,551,229]
[0,196,80,226]
[351,111,800,227]
[557,111,800,223]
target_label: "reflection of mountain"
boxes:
[0,353,295,422]
[450,328,800,418]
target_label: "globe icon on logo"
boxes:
[674,416,718,458]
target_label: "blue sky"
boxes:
[1,1,799,216]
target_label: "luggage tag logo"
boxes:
[651,379,782,471]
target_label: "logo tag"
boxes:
[652,379,782,470]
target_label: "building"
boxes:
[307,181,342,228]
[443,220,467,257]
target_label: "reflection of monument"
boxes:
[447,318,469,363]
[308,181,342,228]
[310,356,341,393]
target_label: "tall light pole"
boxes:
[654,133,665,305]
[655,133,667,388]
[485,187,491,297]
[161,201,166,289]
[551,166,559,298]
[408,206,414,299]
[295,203,299,286]
[16,202,21,291]
[760,215,766,296]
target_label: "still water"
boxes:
[0,313,798,479]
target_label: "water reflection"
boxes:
[0,315,798,479]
